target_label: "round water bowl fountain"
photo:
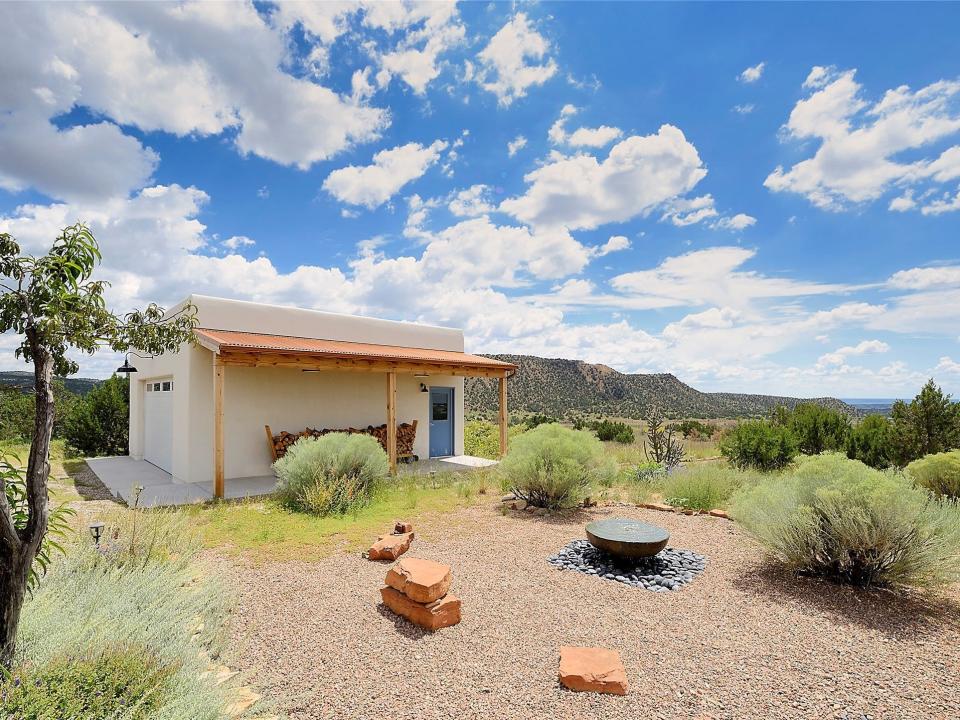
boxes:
[585,518,670,559]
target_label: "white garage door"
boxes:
[144,379,173,474]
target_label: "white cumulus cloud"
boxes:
[501,125,707,230]
[475,13,557,106]
[765,66,960,212]
[323,140,448,208]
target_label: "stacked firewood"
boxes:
[270,420,417,459]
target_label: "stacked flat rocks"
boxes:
[367,521,415,561]
[548,539,707,592]
[380,557,461,631]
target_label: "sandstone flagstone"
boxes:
[558,646,628,696]
[368,531,414,561]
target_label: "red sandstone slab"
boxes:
[559,646,628,696]
[384,557,451,603]
[379,586,461,631]
[368,532,414,561]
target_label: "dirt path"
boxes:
[216,503,960,720]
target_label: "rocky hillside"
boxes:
[465,355,855,420]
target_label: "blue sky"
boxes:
[1,1,959,397]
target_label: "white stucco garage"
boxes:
[121,295,515,500]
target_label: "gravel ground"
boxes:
[217,504,960,720]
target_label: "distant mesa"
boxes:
[464,354,856,420]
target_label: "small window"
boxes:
[153,383,161,392]
[432,401,448,421]
[146,384,153,392]
[162,381,172,392]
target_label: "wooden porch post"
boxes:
[499,375,508,458]
[214,355,224,499]
[386,371,397,474]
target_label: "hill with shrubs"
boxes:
[465,354,855,420]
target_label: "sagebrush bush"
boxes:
[731,453,960,588]
[657,464,753,511]
[14,512,235,719]
[720,419,797,471]
[1,647,174,719]
[906,450,960,499]
[274,432,388,515]
[500,424,616,509]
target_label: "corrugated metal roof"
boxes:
[194,328,517,371]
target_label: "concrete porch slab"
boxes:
[85,456,275,507]
[398,455,499,475]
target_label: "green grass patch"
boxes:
[193,471,492,562]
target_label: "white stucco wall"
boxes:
[128,295,467,483]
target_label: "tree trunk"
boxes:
[0,554,30,668]
[0,339,54,667]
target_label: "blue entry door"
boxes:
[429,387,454,457]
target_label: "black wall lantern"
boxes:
[116,351,157,374]
[115,354,138,374]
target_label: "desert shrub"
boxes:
[62,374,129,456]
[464,420,527,459]
[591,419,635,444]
[784,403,851,455]
[846,414,894,469]
[720,419,797,471]
[14,512,234,719]
[670,419,717,440]
[500,424,616,509]
[274,432,388,516]
[656,464,748,511]
[0,647,174,719]
[906,450,960,499]
[731,453,960,588]
[635,460,666,483]
[523,413,559,430]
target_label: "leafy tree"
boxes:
[0,381,76,442]
[62,374,130,456]
[787,402,851,455]
[720,419,797,471]
[0,389,35,441]
[0,224,196,667]
[846,414,894,469]
[889,379,960,466]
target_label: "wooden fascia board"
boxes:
[216,349,511,378]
